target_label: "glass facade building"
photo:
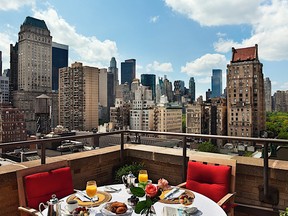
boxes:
[52,42,68,92]
[121,59,136,89]
[141,74,156,100]
[189,77,195,103]
[211,69,222,98]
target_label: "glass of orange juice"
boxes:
[138,170,148,189]
[86,180,97,205]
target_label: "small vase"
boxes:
[141,205,156,216]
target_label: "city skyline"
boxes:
[0,0,287,98]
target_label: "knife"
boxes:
[75,189,99,202]
[164,187,180,200]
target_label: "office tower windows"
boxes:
[52,42,68,92]
[121,59,136,89]
[141,74,156,100]
[227,44,265,139]
[264,77,272,112]
[189,77,195,103]
[59,62,99,131]
[0,51,2,76]
[18,16,52,92]
[211,69,222,98]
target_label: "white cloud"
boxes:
[33,7,118,67]
[146,61,173,73]
[150,16,160,23]
[198,77,211,84]
[216,32,226,38]
[181,54,227,76]
[213,0,288,61]
[0,32,14,70]
[164,0,260,26]
[166,0,288,61]
[0,0,35,11]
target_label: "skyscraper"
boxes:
[12,16,58,133]
[264,77,272,112]
[141,74,156,100]
[174,80,185,103]
[108,57,118,108]
[121,59,136,89]
[18,16,52,92]
[227,44,265,140]
[189,77,195,103]
[52,42,68,92]
[9,43,18,94]
[108,57,119,89]
[211,69,222,98]
[59,62,99,131]
[0,51,2,76]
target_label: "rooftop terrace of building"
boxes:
[0,130,288,216]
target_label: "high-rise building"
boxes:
[0,51,2,76]
[52,42,68,92]
[12,17,58,134]
[108,57,118,98]
[99,68,112,122]
[264,77,272,112]
[189,77,195,103]
[141,74,156,100]
[18,16,52,92]
[0,76,9,104]
[130,86,155,130]
[121,59,136,89]
[227,44,265,140]
[206,89,212,101]
[273,91,288,112]
[158,76,173,102]
[59,62,99,131]
[211,69,222,98]
[174,80,185,103]
[0,105,26,146]
[9,43,18,102]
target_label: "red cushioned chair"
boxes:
[178,156,236,216]
[17,160,74,216]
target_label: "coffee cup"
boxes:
[65,200,78,213]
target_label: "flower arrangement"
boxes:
[130,178,169,215]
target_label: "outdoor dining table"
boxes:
[42,184,226,215]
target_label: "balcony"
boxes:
[0,130,287,215]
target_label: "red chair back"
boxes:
[24,167,74,209]
[186,161,231,203]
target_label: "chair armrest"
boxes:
[217,192,236,206]
[177,182,187,188]
[18,206,42,216]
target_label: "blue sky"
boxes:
[0,0,288,98]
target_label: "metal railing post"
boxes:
[120,131,124,163]
[41,143,46,164]
[182,136,187,182]
[263,142,269,197]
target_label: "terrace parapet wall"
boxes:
[0,144,287,215]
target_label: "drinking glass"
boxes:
[138,170,148,189]
[86,180,97,204]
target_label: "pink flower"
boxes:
[145,184,158,198]
[158,178,169,190]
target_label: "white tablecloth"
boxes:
[42,184,226,216]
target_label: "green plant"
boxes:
[280,207,288,216]
[114,162,144,183]
[197,141,218,153]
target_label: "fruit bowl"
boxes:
[100,202,133,216]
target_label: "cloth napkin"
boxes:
[164,188,185,199]
[75,192,91,202]
[163,206,201,216]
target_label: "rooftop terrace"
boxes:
[0,130,287,216]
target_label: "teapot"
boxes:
[122,171,136,192]
[39,194,61,216]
